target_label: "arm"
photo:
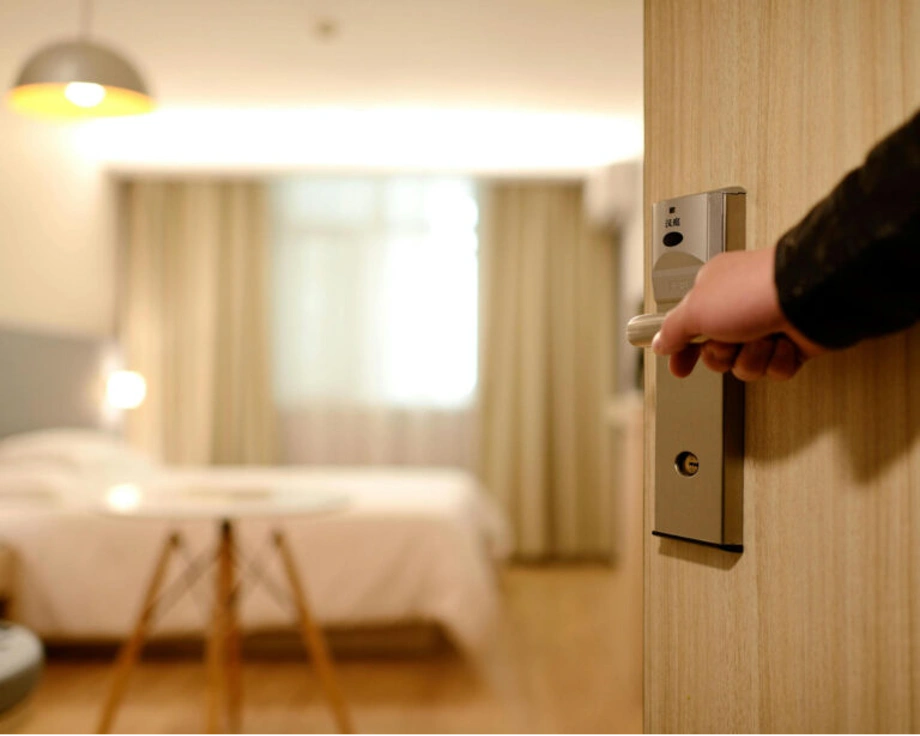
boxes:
[654,107,920,380]
[775,107,920,349]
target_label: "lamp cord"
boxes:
[80,0,93,38]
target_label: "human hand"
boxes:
[651,247,826,380]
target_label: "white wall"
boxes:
[0,105,641,341]
[0,112,113,336]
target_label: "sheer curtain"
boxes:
[270,177,479,468]
[478,181,616,559]
[119,178,277,465]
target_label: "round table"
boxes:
[93,484,352,734]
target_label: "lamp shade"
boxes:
[7,39,154,118]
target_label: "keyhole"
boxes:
[675,451,699,477]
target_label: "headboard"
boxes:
[0,325,113,440]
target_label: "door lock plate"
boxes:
[650,188,745,552]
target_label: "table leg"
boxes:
[97,532,182,734]
[225,524,243,733]
[206,519,241,734]
[273,530,354,734]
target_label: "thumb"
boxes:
[652,297,698,355]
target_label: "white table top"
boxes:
[96,482,349,520]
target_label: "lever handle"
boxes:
[626,312,706,348]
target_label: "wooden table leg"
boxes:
[225,523,243,734]
[206,519,237,734]
[97,532,181,734]
[273,530,354,734]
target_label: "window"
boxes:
[270,177,479,412]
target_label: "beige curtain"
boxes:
[119,178,277,465]
[478,181,616,559]
[280,405,476,469]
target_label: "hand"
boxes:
[651,247,826,380]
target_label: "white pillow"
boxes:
[0,428,157,478]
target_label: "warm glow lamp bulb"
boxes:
[107,370,147,409]
[64,81,106,107]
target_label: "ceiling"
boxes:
[0,0,645,171]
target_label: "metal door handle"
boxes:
[642,186,746,552]
[626,312,706,348]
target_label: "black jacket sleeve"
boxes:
[774,107,920,349]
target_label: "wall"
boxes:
[585,159,645,394]
[0,107,640,343]
[0,112,113,336]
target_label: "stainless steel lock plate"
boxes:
[648,187,746,552]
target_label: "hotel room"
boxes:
[0,0,645,733]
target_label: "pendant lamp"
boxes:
[7,0,153,119]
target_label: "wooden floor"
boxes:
[18,562,642,734]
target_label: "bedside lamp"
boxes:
[106,370,146,410]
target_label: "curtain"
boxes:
[270,176,478,469]
[119,178,277,465]
[478,181,616,558]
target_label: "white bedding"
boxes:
[0,432,510,653]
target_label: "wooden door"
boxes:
[643,1,920,731]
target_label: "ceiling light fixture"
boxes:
[7,0,154,119]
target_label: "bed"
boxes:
[0,429,509,654]
[0,327,510,656]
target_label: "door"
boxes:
[643,1,920,731]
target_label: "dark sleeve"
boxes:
[774,107,920,349]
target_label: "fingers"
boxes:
[731,338,777,381]
[665,336,808,381]
[668,344,702,378]
[652,297,696,356]
[764,337,805,381]
[700,341,740,373]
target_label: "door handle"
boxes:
[640,187,746,552]
[626,312,706,348]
